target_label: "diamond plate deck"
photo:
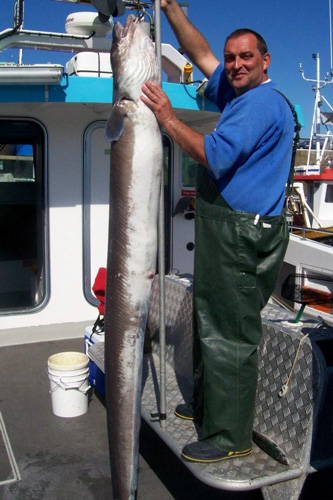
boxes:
[141,352,303,491]
[88,274,331,498]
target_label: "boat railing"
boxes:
[288,224,333,240]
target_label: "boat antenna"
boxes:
[13,0,24,31]
[13,0,24,64]
[299,53,333,172]
[328,0,333,71]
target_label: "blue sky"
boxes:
[1,0,333,137]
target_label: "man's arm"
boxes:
[156,0,220,79]
[141,81,208,166]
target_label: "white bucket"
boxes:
[47,352,91,418]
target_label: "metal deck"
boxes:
[88,274,333,499]
[1,307,332,498]
[0,337,266,500]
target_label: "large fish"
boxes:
[104,14,162,500]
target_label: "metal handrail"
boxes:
[289,224,333,239]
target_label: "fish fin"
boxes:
[105,101,126,143]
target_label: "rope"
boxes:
[278,334,309,398]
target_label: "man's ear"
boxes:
[263,53,271,72]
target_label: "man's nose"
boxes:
[234,56,243,69]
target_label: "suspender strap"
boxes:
[273,89,301,199]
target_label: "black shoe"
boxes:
[174,403,202,422]
[181,441,252,463]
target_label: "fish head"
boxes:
[111,14,160,102]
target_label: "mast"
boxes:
[299,53,333,173]
[299,1,333,174]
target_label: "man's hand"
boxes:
[152,0,173,11]
[151,0,219,79]
[141,81,176,129]
[141,81,208,167]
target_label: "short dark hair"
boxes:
[225,29,268,56]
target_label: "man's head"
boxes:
[224,29,271,97]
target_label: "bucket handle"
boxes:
[48,373,91,394]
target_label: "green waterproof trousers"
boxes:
[191,167,289,451]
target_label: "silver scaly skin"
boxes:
[105,14,162,500]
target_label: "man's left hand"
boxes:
[141,81,176,128]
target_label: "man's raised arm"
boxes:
[157,0,220,78]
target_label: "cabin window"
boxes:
[83,121,111,307]
[0,120,48,314]
[181,152,198,188]
[83,123,172,306]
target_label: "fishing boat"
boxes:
[1,1,333,500]
[272,52,333,325]
[0,0,220,341]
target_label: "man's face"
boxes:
[224,34,270,96]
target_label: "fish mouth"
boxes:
[113,14,139,42]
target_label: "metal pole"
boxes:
[154,0,162,74]
[154,0,167,428]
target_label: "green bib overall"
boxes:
[191,166,289,451]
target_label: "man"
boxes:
[141,0,295,463]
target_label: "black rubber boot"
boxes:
[174,403,202,422]
[181,440,252,463]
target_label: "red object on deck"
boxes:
[92,267,106,315]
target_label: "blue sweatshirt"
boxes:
[204,64,295,216]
